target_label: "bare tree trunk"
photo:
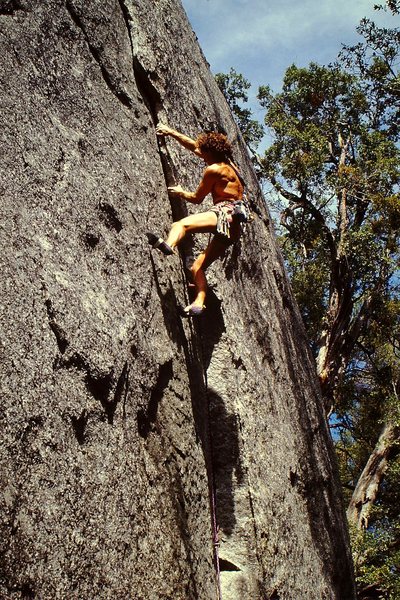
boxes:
[317,134,354,407]
[316,258,353,408]
[347,422,399,529]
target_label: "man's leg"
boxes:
[189,236,228,310]
[165,211,218,249]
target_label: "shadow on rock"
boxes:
[222,240,242,282]
[137,358,173,439]
[149,253,183,347]
[197,288,225,371]
[208,388,244,536]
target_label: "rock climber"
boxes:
[147,123,245,317]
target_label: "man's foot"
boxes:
[179,303,206,318]
[146,232,174,256]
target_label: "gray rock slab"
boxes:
[0,1,355,598]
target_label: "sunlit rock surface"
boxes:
[0,1,355,598]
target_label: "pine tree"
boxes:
[216,3,400,595]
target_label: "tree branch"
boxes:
[347,421,400,529]
[271,175,338,260]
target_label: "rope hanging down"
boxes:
[154,136,223,597]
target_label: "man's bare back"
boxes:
[206,162,244,204]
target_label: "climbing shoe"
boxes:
[179,304,206,318]
[146,232,174,256]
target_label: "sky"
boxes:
[181,0,396,121]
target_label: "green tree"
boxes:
[215,67,264,152]
[258,60,399,402]
[255,8,400,596]
[216,3,399,596]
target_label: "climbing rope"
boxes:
[155,135,222,598]
[208,426,223,600]
[198,319,223,600]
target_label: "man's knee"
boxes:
[171,219,188,233]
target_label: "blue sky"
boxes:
[181,0,396,120]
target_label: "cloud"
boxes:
[182,0,396,92]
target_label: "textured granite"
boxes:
[0,1,355,598]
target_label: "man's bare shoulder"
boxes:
[204,163,227,176]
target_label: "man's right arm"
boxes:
[156,124,198,153]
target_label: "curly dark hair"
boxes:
[196,132,233,161]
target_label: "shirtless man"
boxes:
[147,123,244,317]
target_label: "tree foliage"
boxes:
[216,3,399,596]
[257,11,400,595]
[374,0,400,15]
[258,55,399,401]
[215,67,264,152]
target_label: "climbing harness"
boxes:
[232,195,251,224]
[209,195,251,243]
[210,201,236,240]
[228,160,253,226]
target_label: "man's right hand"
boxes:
[156,125,198,154]
[156,124,174,137]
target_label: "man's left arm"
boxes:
[168,167,216,204]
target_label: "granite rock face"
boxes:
[0,1,355,598]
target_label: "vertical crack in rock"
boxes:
[117,0,161,124]
[130,55,162,126]
[165,326,218,596]
[70,409,88,445]
[247,484,268,593]
[236,411,269,590]
[117,0,196,290]
[45,298,69,354]
[162,455,200,599]
[129,54,179,191]
[117,1,195,265]
[204,391,223,596]
[195,343,224,593]
[65,0,133,108]
[0,0,24,14]
[114,360,130,419]
[118,0,180,191]
[137,359,173,438]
